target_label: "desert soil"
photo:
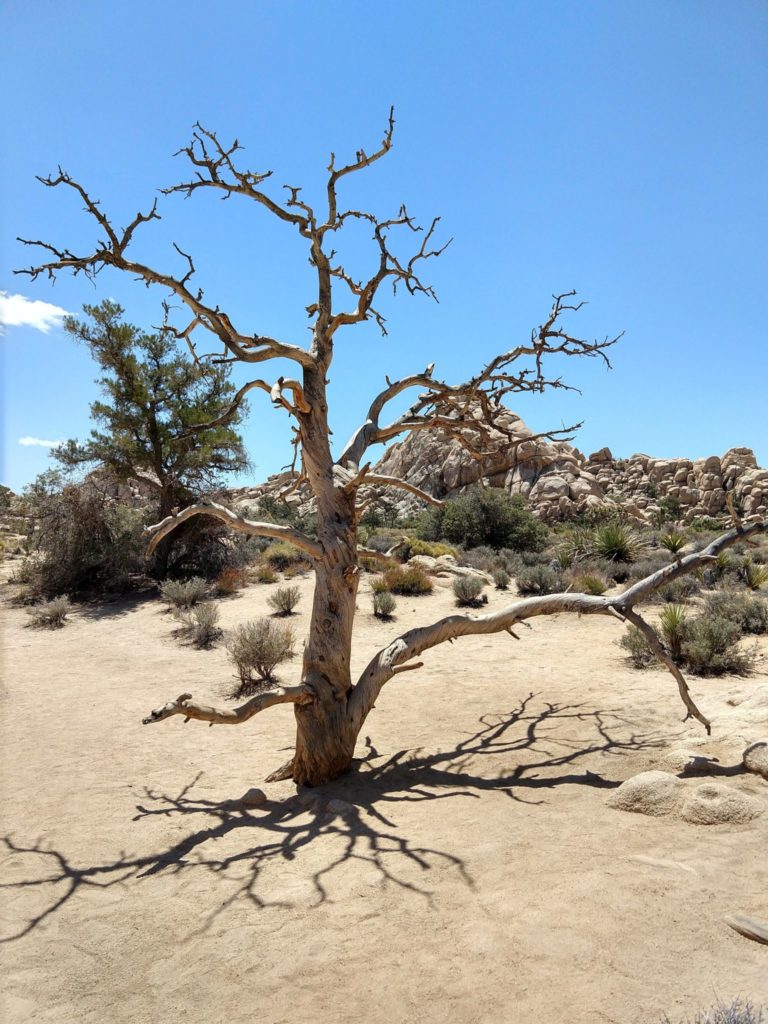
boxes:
[1,570,767,1024]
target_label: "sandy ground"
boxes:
[1,569,767,1024]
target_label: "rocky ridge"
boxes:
[230,405,768,524]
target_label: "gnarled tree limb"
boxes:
[142,686,313,726]
[144,500,323,559]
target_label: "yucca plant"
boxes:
[659,529,687,555]
[743,561,768,591]
[659,604,689,662]
[591,522,638,563]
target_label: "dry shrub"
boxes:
[263,542,308,572]
[160,577,208,609]
[267,584,301,616]
[214,567,247,595]
[175,602,222,648]
[567,573,608,596]
[381,565,433,596]
[26,596,71,629]
[372,591,396,619]
[516,564,563,596]
[251,562,278,584]
[227,619,296,692]
[452,575,485,607]
[493,568,511,590]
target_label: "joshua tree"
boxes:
[18,112,765,785]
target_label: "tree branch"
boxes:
[339,292,620,466]
[144,500,323,559]
[359,474,445,507]
[348,520,767,734]
[142,686,313,726]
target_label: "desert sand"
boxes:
[1,571,767,1024]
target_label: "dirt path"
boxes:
[1,573,766,1023]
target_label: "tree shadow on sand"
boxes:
[1,694,670,942]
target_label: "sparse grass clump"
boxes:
[659,996,765,1024]
[26,596,71,629]
[453,575,485,607]
[516,564,563,596]
[372,591,396,619]
[227,618,296,692]
[619,624,657,668]
[267,585,301,616]
[251,562,278,584]
[175,602,222,648]
[382,565,433,596]
[160,577,208,609]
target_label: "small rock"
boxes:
[239,787,267,807]
[681,783,764,825]
[326,798,357,817]
[606,771,683,817]
[743,741,768,781]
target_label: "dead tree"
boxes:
[18,113,766,785]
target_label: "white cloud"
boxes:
[18,436,63,448]
[0,291,70,334]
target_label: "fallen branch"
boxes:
[143,686,313,726]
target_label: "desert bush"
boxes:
[382,565,433,596]
[372,591,396,619]
[493,568,511,590]
[251,562,278,584]
[568,573,608,596]
[659,529,687,554]
[651,575,700,604]
[267,585,301,616]
[215,567,248,595]
[175,602,222,648]
[400,538,457,560]
[618,625,657,668]
[659,997,765,1024]
[160,576,208,609]
[704,592,768,635]
[629,554,670,581]
[20,472,147,597]
[370,576,391,594]
[453,575,485,606]
[592,522,638,563]
[516,564,564,596]
[26,596,71,629]
[458,546,497,573]
[743,561,768,591]
[681,614,756,676]
[519,549,553,567]
[419,487,548,552]
[658,604,690,661]
[227,618,296,689]
[263,541,309,572]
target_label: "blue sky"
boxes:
[2,0,766,493]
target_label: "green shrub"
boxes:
[704,592,768,635]
[681,614,756,676]
[227,618,296,690]
[568,573,608,596]
[592,522,638,563]
[264,541,308,572]
[19,472,147,597]
[516,564,564,596]
[452,575,485,606]
[401,538,458,560]
[26,596,71,629]
[618,625,657,668]
[493,568,511,590]
[382,565,433,596]
[267,584,301,616]
[629,555,671,581]
[651,575,700,604]
[420,487,548,552]
[160,577,208,609]
[175,602,222,648]
[372,591,396,619]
